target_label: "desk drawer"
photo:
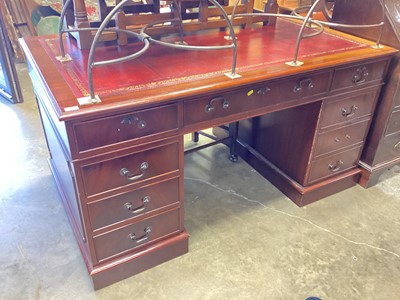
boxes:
[308,146,362,184]
[314,119,370,157]
[331,60,387,91]
[88,177,180,231]
[73,104,178,153]
[184,71,330,126]
[81,142,179,197]
[319,91,377,129]
[93,208,181,261]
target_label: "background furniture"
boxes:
[60,0,268,49]
[276,0,311,13]
[0,7,23,103]
[331,0,400,187]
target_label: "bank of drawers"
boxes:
[307,90,379,184]
[306,60,386,184]
[73,109,183,263]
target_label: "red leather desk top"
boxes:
[22,18,397,119]
[40,20,367,99]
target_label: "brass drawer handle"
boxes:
[394,141,400,151]
[328,160,344,172]
[352,66,369,84]
[128,226,152,244]
[293,78,314,93]
[120,162,149,181]
[124,196,151,214]
[205,96,230,113]
[341,105,358,118]
[120,115,147,129]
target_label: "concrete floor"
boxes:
[1,64,400,300]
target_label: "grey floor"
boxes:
[1,64,400,300]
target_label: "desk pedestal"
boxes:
[216,85,383,206]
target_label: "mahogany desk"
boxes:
[21,20,396,289]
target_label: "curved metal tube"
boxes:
[290,0,324,65]
[292,6,384,30]
[87,0,134,99]
[292,0,386,48]
[233,12,325,38]
[231,0,241,21]
[376,0,386,47]
[199,0,238,75]
[234,12,307,21]
[291,5,316,17]
[199,0,237,75]
[170,0,185,43]
[91,30,150,67]
[320,0,332,21]
[141,18,234,51]
[86,0,239,99]
[148,37,234,51]
[309,20,384,29]
[142,0,238,76]
[140,18,179,33]
[58,0,73,58]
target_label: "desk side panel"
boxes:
[36,98,92,267]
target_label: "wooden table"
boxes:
[21,19,396,289]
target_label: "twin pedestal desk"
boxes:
[22,20,396,289]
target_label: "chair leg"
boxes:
[263,0,278,26]
[192,131,200,142]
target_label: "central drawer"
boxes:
[93,208,181,262]
[80,141,180,197]
[184,71,330,127]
